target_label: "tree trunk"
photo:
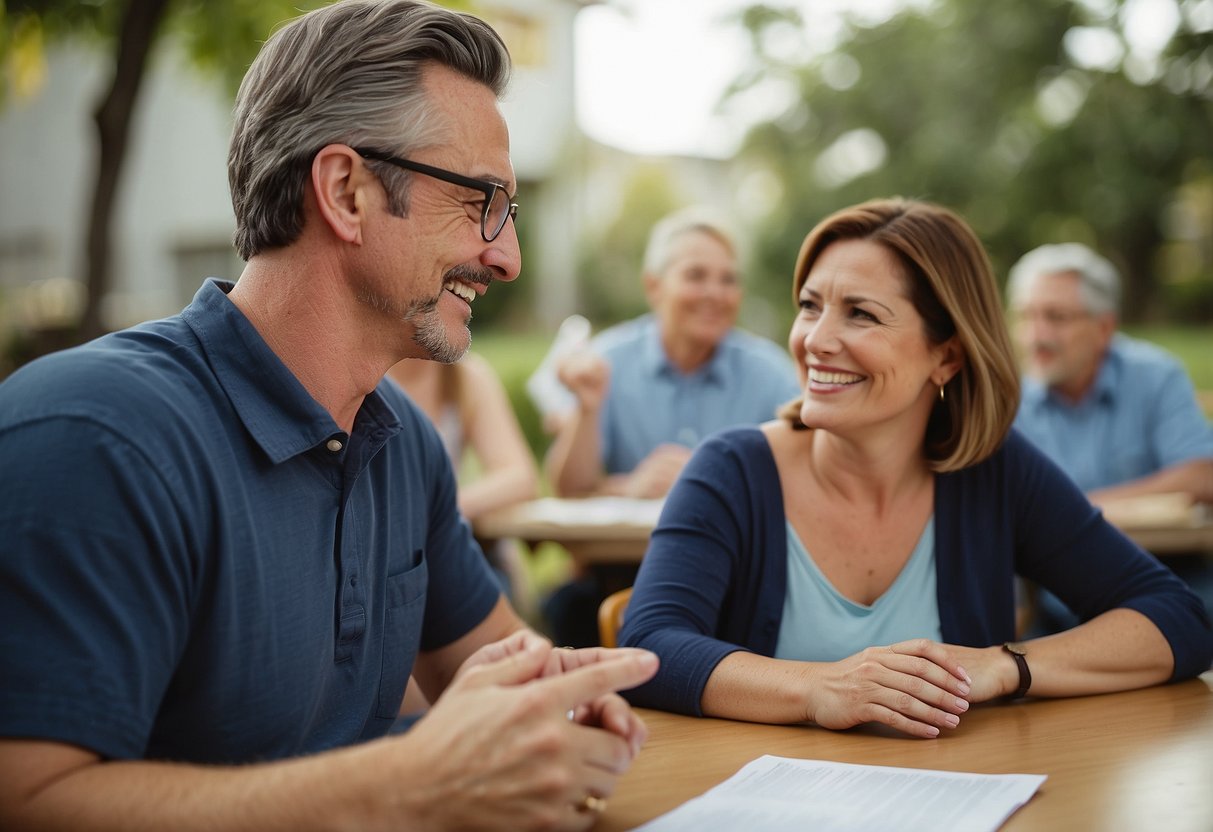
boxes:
[78,0,172,341]
[1116,221,1163,324]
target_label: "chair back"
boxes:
[597,587,633,648]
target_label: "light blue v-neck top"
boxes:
[774,516,942,662]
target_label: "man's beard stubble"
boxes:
[400,263,495,365]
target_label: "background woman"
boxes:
[388,353,539,605]
[619,198,1211,738]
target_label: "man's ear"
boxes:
[642,271,662,307]
[310,144,374,245]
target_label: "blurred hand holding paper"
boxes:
[525,314,592,421]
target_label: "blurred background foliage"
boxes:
[572,0,1212,340]
[2,0,1210,452]
[0,0,332,345]
[722,0,1213,334]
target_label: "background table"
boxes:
[595,671,1213,831]
[475,495,1213,562]
[474,497,660,563]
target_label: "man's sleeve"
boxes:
[0,417,194,759]
[1149,360,1213,467]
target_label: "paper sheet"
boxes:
[515,496,663,528]
[631,754,1046,832]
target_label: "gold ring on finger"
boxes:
[576,794,608,814]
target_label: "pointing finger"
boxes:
[541,650,659,712]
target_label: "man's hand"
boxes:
[454,633,652,759]
[542,646,653,758]
[623,444,692,498]
[557,352,610,413]
[399,641,659,830]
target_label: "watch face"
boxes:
[1005,642,1026,656]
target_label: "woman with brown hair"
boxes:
[619,198,1211,737]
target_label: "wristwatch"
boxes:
[1002,642,1032,700]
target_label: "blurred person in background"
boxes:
[388,353,539,608]
[542,208,800,646]
[389,354,541,717]
[1008,242,1213,634]
[618,199,1211,736]
[0,2,656,829]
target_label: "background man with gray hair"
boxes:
[1007,242,1213,633]
[0,2,655,829]
[542,208,800,646]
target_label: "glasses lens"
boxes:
[483,187,509,241]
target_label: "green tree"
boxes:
[1,0,333,341]
[731,0,1213,325]
[2,1,482,345]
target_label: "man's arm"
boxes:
[411,594,527,700]
[1089,457,1213,506]
[545,352,610,497]
[0,647,659,832]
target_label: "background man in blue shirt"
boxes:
[1007,242,1213,632]
[0,2,656,830]
[546,209,800,500]
[541,209,800,645]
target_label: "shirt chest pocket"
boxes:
[375,554,428,719]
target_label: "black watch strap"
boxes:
[1003,642,1031,699]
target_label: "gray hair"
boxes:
[641,208,737,277]
[228,0,512,261]
[1006,242,1121,316]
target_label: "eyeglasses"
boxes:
[1012,307,1094,328]
[354,147,518,242]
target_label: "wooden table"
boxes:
[474,497,661,563]
[594,672,1213,831]
[475,496,1213,562]
[1101,495,1213,556]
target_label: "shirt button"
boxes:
[326,439,343,452]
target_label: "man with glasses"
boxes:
[1007,242,1213,634]
[0,2,655,830]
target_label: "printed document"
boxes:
[631,754,1046,832]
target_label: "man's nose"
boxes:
[481,218,521,282]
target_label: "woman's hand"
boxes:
[932,643,1021,703]
[808,639,973,738]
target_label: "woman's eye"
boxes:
[852,307,879,322]
[798,298,818,312]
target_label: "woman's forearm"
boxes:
[1014,607,1175,697]
[700,652,815,723]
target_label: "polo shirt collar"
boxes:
[181,279,401,464]
[639,314,731,385]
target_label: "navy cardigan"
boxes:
[619,427,1212,715]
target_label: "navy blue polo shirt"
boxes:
[0,279,500,762]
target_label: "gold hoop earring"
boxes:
[939,384,945,402]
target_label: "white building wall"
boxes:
[0,0,592,334]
